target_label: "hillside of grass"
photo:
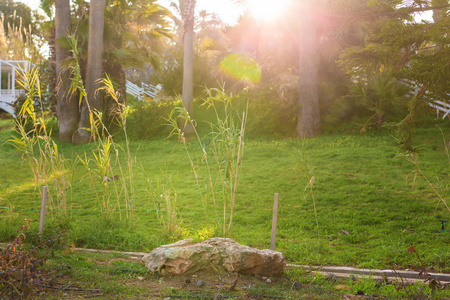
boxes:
[0,116,449,272]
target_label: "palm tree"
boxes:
[181,0,196,135]
[102,0,171,118]
[55,0,80,142]
[297,0,321,138]
[75,0,105,144]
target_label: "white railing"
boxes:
[429,100,450,119]
[125,80,157,101]
[0,96,15,115]
[0,89,25,96]
[400,79,450,119]
[0,89,26,115]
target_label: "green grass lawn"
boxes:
[1,116,449,273]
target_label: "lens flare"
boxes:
[220,53,262,83]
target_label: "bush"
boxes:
[232,87,298,138]
[0,220,47,299]
[342,74,410,128]
[126,99,179,140]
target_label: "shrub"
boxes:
[342,74,410,129]
[232,87,298,137]
[0,220,46,299]
[126,99,179,140]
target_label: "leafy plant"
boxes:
[343,73,409,131]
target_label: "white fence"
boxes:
[401,80,450,119]
[429,100,450,119]
[125,80,157,101]
[0,80,160,116]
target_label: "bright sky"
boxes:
[19,0,245,24]
[19,0,294,25]
[20,0,431,24]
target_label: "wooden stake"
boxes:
[270,193,279,250]
[39,186,48,235]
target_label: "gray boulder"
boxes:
[142,238,285,276]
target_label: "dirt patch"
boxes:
[38,255,289,299]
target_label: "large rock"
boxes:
[142,238,285,276]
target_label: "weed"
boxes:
[0,220,51,299]
[295,146,320,239]
[437,125,450,164]
[155,176,183,237]
[191,226,216,242]
[402,153,450,212]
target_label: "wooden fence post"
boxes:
[270,193,279,250]
[39,186,48,235]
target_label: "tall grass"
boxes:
[75,75,136,220]
[168,87,247,236]
[9,67,70,218]
[0,14,41,61]
[64,35,137,220]
[295,146,320,239]
[99,76,136,219]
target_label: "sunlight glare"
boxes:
[247,0,291,21]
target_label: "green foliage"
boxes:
[231,87,298,137]
[397,46,450,98]
[126,99,179,140]
[0,0,44,62]
[338,0,450,143]
[342,74,410,129]
[155,47,224,98]
[77,75,138,220]
[0,0,33,34]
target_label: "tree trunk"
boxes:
[75,0,105,144]
[297,0,321,138]
[181,0,195,136]
[55,0,79,142]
